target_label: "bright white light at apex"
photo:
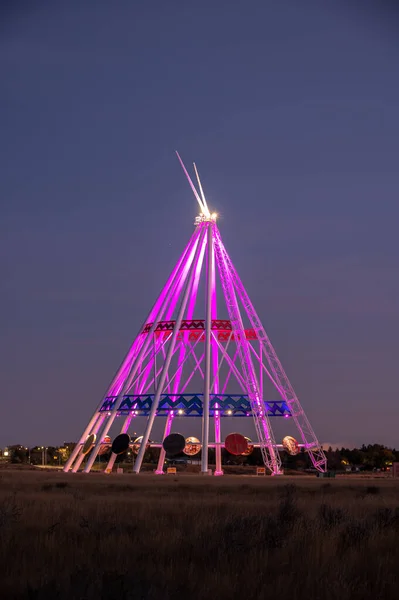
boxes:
[194,211,218,225]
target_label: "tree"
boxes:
[9,445,27,464]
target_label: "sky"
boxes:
[1,0,399,450]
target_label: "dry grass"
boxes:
[0,470,399,600]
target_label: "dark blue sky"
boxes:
[1,1,398,449]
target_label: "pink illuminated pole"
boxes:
[71,414,106,473]
[190,160,216,475]
[214,225,282,475]
[216,230,327,472]
[201,221,213,474]
[64,227,201,473]
[109,227,199,397]
[117,222,199,425]
[83,228,203,474]
[210,228,222,475]
[123,228,202,396]
[104,367,151,474]
[155,226,207,474]
[133,227,205,474]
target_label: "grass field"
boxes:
[1,470,398,600]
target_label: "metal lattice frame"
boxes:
[213,227,282,474]
[64,154,327,475]
[215,229,327,471]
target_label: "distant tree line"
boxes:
[324,444,398,471]
[2,442,398,471]
[1,444,74,466]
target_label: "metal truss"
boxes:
[215,229,327,471]
[213,228,282,474]
[64,156,327,476]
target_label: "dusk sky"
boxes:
[1,1,399,449]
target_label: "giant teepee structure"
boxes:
[64,154,327,476]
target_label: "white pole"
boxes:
[201,222,213,473]
[64,228,199,474]
[71,415,105,473]
[82,232,202,475]
[63,412,103,472]
[133,228,204,474]
[155,233,207,475]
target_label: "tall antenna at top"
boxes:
[193,162,210,217]
[175,151,210,217]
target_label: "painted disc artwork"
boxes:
[82,433,96,455]
[241,437,254,456]
[111,433,130,455]
[98,435,112,456]
[224,433,248,456]
[183,437,201,456]
[282,435,300,456]
[131,436,151,455]
[98,443,111,456]
[162,433,185,456]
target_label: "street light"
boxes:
[41,446,48,467]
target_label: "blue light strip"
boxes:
[99,394,291,417]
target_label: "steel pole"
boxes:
[72,415,105,473]
[82,231,202,474]
[201,221,213,473]
[133,227,204,474]
[155,232,207,474]
[64,228,198,474]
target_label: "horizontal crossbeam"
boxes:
[99,393,291,417]
[141,319,257,341]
